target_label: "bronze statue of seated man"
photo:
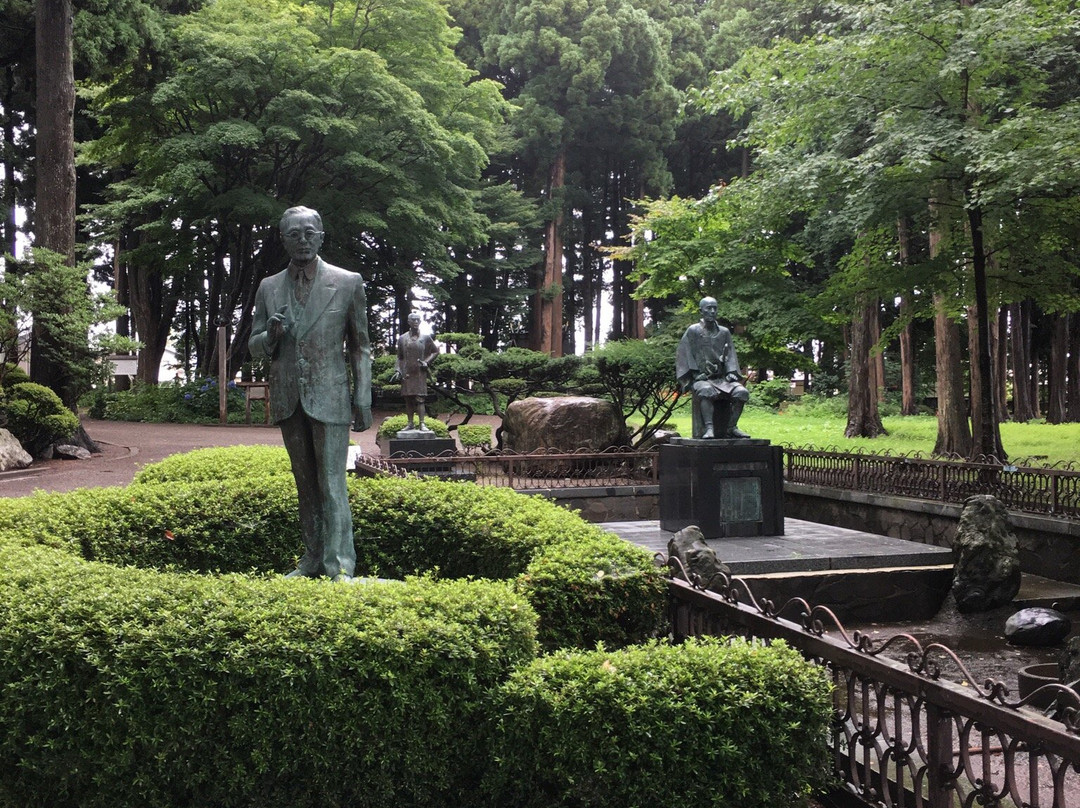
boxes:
[676,296,751,440]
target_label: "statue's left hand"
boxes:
[352,405,372,432]
[725,372,743,383]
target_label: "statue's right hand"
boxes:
[266,308,288,347]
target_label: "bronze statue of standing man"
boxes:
[392,311,439,432]
[249,206,372,581]
[676,296,750,439]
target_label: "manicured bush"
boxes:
[2,381,79,456]
[376,413,450,440]
[519,533,668,650]
[457,422,492,451]
[132,444,293,484]
[0,542,536,808]
[0,477,302,573]
[3,451,666,649]
[350,476,665,649]
[486,637,833,808]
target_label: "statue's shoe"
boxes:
[727,427,751,439]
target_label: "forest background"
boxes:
[2,0,1080,462]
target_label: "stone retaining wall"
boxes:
[785,483,1080,585]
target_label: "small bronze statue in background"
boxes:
[392,311,439,432]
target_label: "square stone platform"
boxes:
[605,517,954,575]
[604,518,956,621]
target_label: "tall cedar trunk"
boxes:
[933,295,971,456]
[533,150,565,357]
[930,194,972,456]
[868,301,884,402]
[1046,313,1068,424]
[1067,314,1080,422]
[995,305,1009,421]
[2,66,18,258]
[967,204,1006,459]
[31,0,78,407]
[897,218,918,415]
[845,296,886,438]
[1010,300,1036,421]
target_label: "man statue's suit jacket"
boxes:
[249,258,371,425]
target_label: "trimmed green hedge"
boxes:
[131,444,294,484]
[0,542,535,808]
[486,638,833,808]
[0,447,832,808]
[1,450,665,649]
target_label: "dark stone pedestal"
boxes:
[387,436,456,474]
[659,438,784,538]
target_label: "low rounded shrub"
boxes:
[457,423,492,451]
[132,444,293,484]
[486,637,833,808]
[2,381,79,456]
[376,413,450,441]
[2,449,666,649]
[0,542,536,808]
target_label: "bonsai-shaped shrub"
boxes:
[487,638,833,808]
[2,381,79,456]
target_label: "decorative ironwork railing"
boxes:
[665,555,1080,808]
[786,448,1080,519]
[355,446,660,489]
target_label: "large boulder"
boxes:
[0,428,32,471]
[502,396,624,453]
[667,525,731,593]
[1005,607,1072,647]
[951,494,1022,614]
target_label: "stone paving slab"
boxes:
[602,518,955,575]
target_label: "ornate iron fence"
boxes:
[355,446,659,489]
[665,556,1080,808]
[786,448,1080,519]
[359,443,1080,517]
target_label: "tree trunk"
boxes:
[1010,300,1036,421]
[965,204,1005,459]
[31,0,78,407]
[995,304,1009,421]
[1046,313,1068,424]
[533,149,565,357]
[845,296,886,438]
[1067,313,1080,422]
[933,294,972,457]
[2,66,19,259]
[868,301,884,403]
[896,218,918,415]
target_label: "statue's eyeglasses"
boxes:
[283,229,323,243]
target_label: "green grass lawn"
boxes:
[658,402,1080,465]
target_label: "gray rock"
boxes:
[667,525,731,593]
[54,444,92,460]
[1005,607,1072,647]
[503,396,624,453]
[0,428,32,471]
[951,495,1021,614]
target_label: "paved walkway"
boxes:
[0,412,497,498]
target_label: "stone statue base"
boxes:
[386,436,456,475]
[659,440,784,538]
